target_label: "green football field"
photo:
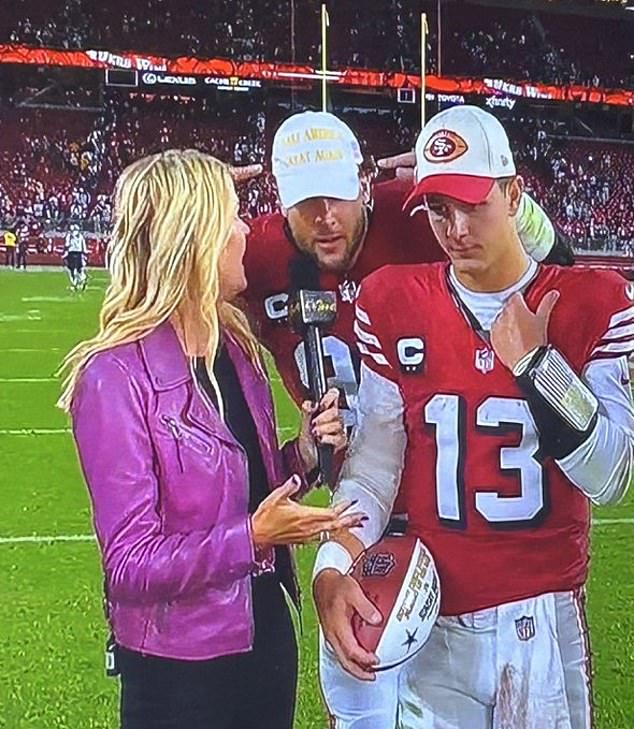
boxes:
[0,268,633,728]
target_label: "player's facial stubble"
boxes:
[286,195,368,274]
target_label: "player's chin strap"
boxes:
[514,345,598,459]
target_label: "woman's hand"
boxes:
[298,388,347,473]
[250,475,365,547]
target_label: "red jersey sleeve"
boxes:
[354,267,399,382]
[584,271,634,365]
[536,268,634,371]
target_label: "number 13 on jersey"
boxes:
[424,394,546,528]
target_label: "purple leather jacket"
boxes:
[71,321,308,660]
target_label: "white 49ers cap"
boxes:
[272,111,363,209]
[405,105,516,207]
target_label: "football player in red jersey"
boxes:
[313,106,634,728]
[242,111,567,437]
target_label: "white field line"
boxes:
[592,517,634,526]
[0,518,631,546]
[13,329,68,334]
[1,427,293,436]
[0,377,55,383]
[0,534,95,544]
[0,315,41,322]
[0,428,70,435]
[1,348,61,353]
[22,296,74,302]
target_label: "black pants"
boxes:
[66,251,83,273]
[118,575,297,729]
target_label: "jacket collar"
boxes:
[139,321,278,484]
[139,320,191,391]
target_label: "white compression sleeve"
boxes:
[556,356,634,505]
[333,363,406,549]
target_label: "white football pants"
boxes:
[320,590,592,729]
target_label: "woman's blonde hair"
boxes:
[57,149,261,411]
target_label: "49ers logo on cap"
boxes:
[424,130,468,163]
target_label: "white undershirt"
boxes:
[448,257,538,331]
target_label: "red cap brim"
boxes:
[403,175,496,211]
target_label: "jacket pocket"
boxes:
[160,415,211,471]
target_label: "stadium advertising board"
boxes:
[0,44,632,108]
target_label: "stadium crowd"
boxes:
[1,91,633,261]
[0,93,271,261]
[3,0,633,89]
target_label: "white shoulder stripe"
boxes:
[355,305,371,326]
[607,305,634,329]
[357,342,390,367]
[602,322,634,342]
[592,339,634,355]
[353,320,382,350]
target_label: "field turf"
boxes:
[0,268,632,728]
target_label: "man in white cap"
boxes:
[313,105,634,728]
[243,109,565,442]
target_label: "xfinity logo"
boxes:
[397,337,425,374]
[142,72,196,86]
[485,95,517,111]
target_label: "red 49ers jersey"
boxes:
[242,179,444,426]
[355,262,634,615]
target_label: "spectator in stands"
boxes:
[4,0,631,87]
[0,85,632,260]
[57,149,355,729]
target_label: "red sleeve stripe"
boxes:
[592,305,634,358]
[355,304,371,326]
[353,320,383,351]
[357,342,390,367]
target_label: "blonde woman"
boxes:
[58,150,359,729]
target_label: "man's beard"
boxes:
[306,208,369,274]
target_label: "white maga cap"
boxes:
[272,111,363,209]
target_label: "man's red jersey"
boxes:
[355,262,633,615]
[243,179,444,426]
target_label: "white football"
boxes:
[350,535,440,671]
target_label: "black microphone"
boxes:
[288,254,337,487]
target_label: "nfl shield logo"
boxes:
[515,615,535,642]
[362,552,396,578]
[338,279,358,303]
[475,348,495,374]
